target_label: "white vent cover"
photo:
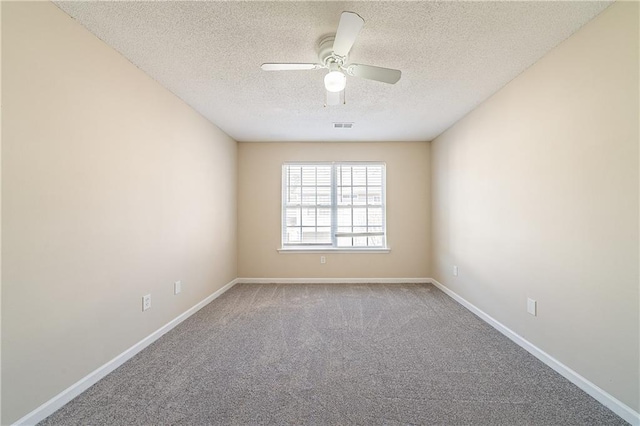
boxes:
[333,122,354,129]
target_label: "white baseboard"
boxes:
[13,278,239,426]
[15,277,637,426]
[430,278,640,426]
[237,277,430,284]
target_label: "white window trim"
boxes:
[281,161,388,252]
[277,247,391,254]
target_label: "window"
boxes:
[282,162,387,250]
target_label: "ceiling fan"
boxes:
[261,11,402,105]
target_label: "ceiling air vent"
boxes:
[333,122,354,129]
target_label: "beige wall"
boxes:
[238,142,429,279]
[1,2,237,423]
[431,1,639,412]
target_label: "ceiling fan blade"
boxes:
[261,63,319,71]
[332,12,364,57]
[347,64,402,84]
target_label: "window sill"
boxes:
[278,247,391,254]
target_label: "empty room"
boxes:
[1,1,638,425]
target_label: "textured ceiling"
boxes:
[54,1,611,142]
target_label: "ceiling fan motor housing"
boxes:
[318,36,347,68]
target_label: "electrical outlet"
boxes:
[142,294,151,311]
[320,256,326,264]
[174,281,181,295]
[453,265,458,276]
[527,298,537,316]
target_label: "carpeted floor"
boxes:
[40,283,625,425]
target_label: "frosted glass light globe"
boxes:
[324,71,346,92]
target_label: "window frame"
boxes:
[280,161,389,253]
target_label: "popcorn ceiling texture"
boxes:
[54,1,611,142]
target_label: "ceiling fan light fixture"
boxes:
[324,70,346,92]
[261,12,401,104]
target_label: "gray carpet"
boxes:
[40,283,625,425]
